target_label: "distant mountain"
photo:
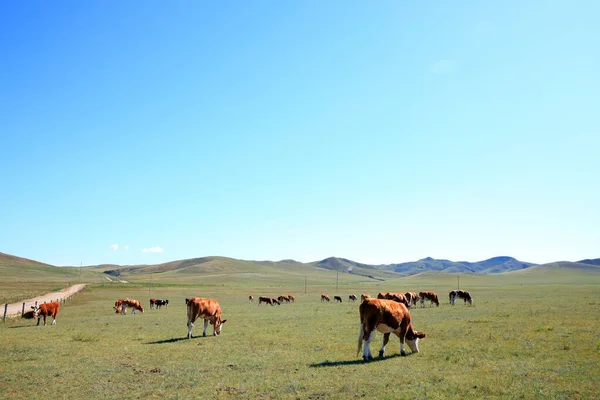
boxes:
[372,256,536,274]
[578,258,600,266]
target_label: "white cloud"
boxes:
[110,244,119,251]
[431,59,456,74]
[123,245,129,250]
[142,246,164,253]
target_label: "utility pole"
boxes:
[457,275,460,290]
[304,276,307,294]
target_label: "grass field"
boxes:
[2,268,600,399]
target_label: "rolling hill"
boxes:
[3,252,599,286]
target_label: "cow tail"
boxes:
[357,323,364,357]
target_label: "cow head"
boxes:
[30,305,40,318]
[406,330,427,353]
[213,318,228,336]
[114,306,124,314]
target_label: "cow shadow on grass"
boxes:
[145,336,214,345]
[310,353,408,368]
[144,337,190,344]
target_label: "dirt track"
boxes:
[3,284,86,318]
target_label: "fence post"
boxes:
[22,302,25,315]
[3,304,7,322]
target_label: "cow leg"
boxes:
[202,319,209,337]
[363,329,375,361]
[43,315,47,326]
[379,333,391,358]
[52,316,57,325]
[420,299,424,308]
[187,321,194,339]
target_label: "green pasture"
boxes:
[2,269,600,399]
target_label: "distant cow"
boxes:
[249,295,254,303]
[419,291,440,308]
[31,302,60,326]
[155,299,169,309]
[377,292,410,307]
[114,298,144,314]
[349,294,358,302]
[272,298,281,305]
[357,298,426,361]
[278,295,290,303]
[408,292,420,307]
[186,297,227,338]
[258,296,273,306]
[334,296,343,303]
[150,298,158,309]
[321,294,331,303]
[288,295,295,303]
[449,290,472,305]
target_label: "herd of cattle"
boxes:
[249,294,296,305]
[26,288,472,361]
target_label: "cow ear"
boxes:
[221,319,227,324]
[31,306,35,310]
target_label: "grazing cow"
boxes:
[186,297,227,338]
[419,291,440,308]
[321,294,331,303]
[361,294,371,301]
[114,298,144,314]
[288,295,295,303]
[334,296,343,303]
[249,295,254,303]
[449,290,473,305]
[357,298,426,361]
[155,299,169,309]
[349,294,358,302]
[378,292,410,307]
[278,295,290,303]
[31,302,60,326]
[258,296,273,306]
[272,298,281,305]
[410,292,420,307]
[150,298,157,309]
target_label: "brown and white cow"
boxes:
[186,297,227,338]
[321,294,331,303]
[404,292,418,306]
[258,296,273,306]
[114,298,144,314]
[249,295,254,303]
[409,292,420,307]
[272,298,281,305]
[449,290,473,305]
[419,291,440,308]
[357,298,426,361]
[278,295,290,303]
[349,294,358,302]
[31,302,60,326]
[288,295,295,303]
[378,292,410,307]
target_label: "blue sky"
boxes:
[1,1,598,266]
